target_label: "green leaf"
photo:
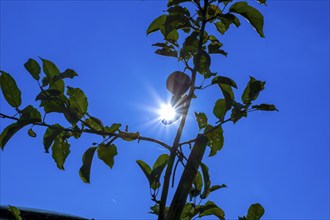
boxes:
[0,123,22,150]
[24,58,41,80]
[147,14,166,35]
[195,112,208,130]
[231,102,247,124]
[191,171,203,197]
[219,13,241,28]
[180,203,194,219]
[199,201,225,220]
[0,106,41,150]
[20,105,42,123]
[241,76,265,104]
[252,104,278,112]
[213,99,228,122]
[152,154,169,176]
[205,125,224,156]
[40,58,60,78]
[0,71,22,108]
[67,86,88,118]
[229,1,265,38]
[43,124,64,153]
[210,184,227,193]
[97,143,118,169]
[167,0,191,7]
[208,41,227,56]
[155,48,178,57]
[194,50,211,74]
[200,163,211,199]
[28,128,37,137]
[8,205,22,220]
[212,76,237,89]
[215,22,227,35]
[247,203,265,220]
[79,146,97,183]
[52,136,70,170]
[85,116,104,132]
[219,83,235,108]
[105,123,121,134]
[136,160,152,185]
[52,69,78,83]
[119,131,140,141]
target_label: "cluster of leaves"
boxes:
[143,0,277,219]
[0,58,141,183]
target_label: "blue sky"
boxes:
[0,0,329,219]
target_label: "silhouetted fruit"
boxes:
[166,71,191,95]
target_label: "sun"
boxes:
[158,103,177,122]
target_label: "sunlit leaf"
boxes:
[79,146,97,183]
[195,112,208,130]
[0,71,22,108]
[199,201,225,220]
[147,14,166,35]
[105,123,121,134]
[136,159,152,186]
[212,76,237,89]
[119,131,140,141]
[52,136,70,170]
[205,125,224,156]
[241,76,265,104]
[40,58,60,78]
[200,163,211,199]
[8,205,22,220]
[85,116,104,132]
[229,2,265,38]
[24,58,41,80]
[247,203,265,220]
[97,143,118,169]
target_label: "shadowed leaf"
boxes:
[205,125,224,156]
[8,205,22,220]
[195,112,208,130]
[200,163,211,199]
[24,58,41,80]
[0,71,22,108]
[43,124,64,153]
[199,201,225,220]
[252,104,278,112]
[247,203,265,220]
[79,146,97,183]
[40,58,60,78]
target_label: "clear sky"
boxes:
[0,0,329,219]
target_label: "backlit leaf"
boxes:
[0,71,22,108]
[212,76,237,89]
[229,2,265,38]
[199,201,225,220]
[241,76,265,104]
[40,58,60,78]
[247,203,265,220]
[67,86,88,118]
[213,99,227,122]
[167,0,191,7]
[105,123,121,134]
[119,131,140,141]
[79,146,97,183]
[215,22,227,35]
[43,124,64,153]
[97,143,118,169]
[194,50,211,74]
[200,163,211,199]
[137,160,152,185]
[0,123,22,150]
[147,14,166,35]
[24,58,41,80]
[28,128,37,137]
[195,112,208,130]
[8,205,22,220]
[205,125,224,156]
[53,69,78,83]
[52,136,70,170]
